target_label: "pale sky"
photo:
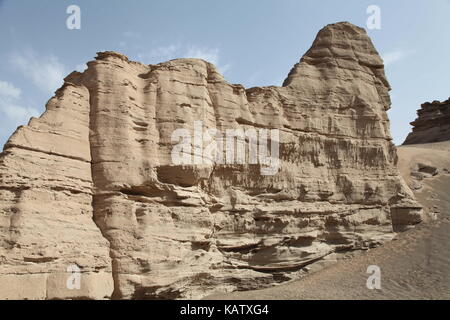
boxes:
[1,0,450,146]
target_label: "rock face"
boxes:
[0,80,113,299]
[0,22,423,300]
[403,98,450,145]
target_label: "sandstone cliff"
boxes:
[0,22,423,300]
[215,122,450,300]
[403,98,450,145]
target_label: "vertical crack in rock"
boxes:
[0,77,113,299]
[0,22,424,300]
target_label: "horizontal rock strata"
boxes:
[403,98,450,145]
[0,83,112,299]
[0,22,422,299]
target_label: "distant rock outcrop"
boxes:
[0,22,423,300]
[403,98,450,145]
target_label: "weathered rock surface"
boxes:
[212,141,450,300]
[0,22,423,300]
[0,82,113,299]
[403,98,450,145]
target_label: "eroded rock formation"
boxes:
[0,22,423,300]
[403,98,450,145]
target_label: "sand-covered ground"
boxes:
[208,141,450,300]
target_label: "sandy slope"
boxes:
[208,141,450,300]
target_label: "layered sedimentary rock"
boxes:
[0,83,112,299]
[403,98,450,145]
[0,22,422,300]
